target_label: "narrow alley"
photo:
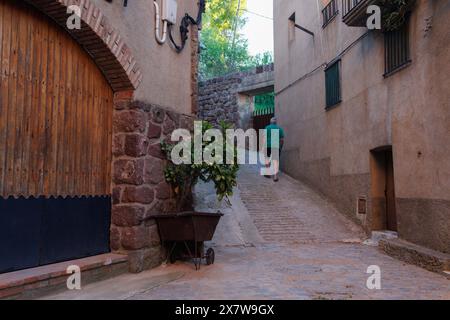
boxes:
[1,0,449,306]
[44,165,449,300]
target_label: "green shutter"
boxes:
[253,92,275,116]
[325,61,341,109]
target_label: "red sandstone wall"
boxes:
[110,92,195,272]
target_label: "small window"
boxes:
[322,0,339,28]
[384,20,411,76]
[325,60,341,109]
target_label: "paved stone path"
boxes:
[238,166,363,243]
[44,165,450,300]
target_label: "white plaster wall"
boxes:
[92,0,199,114]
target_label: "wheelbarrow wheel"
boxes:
[166,242,180,264]
[169,253,177,264]
[205,248,215,265]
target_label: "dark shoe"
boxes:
[264,175,271,179]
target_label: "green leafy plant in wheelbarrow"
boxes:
[156,120,239,269]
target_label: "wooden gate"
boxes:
[0,0,114,273]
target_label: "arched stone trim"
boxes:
[24,0,142,91]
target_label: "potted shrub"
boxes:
[379,0,416,31]
[154,121,239,269]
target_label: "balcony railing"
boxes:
[342,0,379,27]
[322,0,339,28]
[342,0,364,17]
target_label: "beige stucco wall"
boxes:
[92,0,199,114]
[274,0,450,252]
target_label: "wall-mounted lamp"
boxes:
[150,0,205,52]
[104,0,128,7]
[168,0,206,53]
[289,12,314,37]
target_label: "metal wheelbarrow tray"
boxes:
[153,211,223,270]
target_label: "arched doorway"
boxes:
[0,0,116,273]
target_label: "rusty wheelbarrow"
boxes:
[153,212,223,270]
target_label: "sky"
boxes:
[241,0,274,56]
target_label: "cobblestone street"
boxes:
[45,165,450,300]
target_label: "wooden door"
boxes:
[0,0,113,198]
[385,150,398,231]
[0,0,114,273]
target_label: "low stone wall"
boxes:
[380,238,450,275]
[198,64,274,128]
[199,76,240,126]
[111,92,195,273]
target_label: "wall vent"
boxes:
[357,196,367,215]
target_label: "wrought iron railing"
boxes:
[322,0,339,27]
[384,20,411,76]
[341,0,365,18]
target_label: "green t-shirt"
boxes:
[265,124,285,148]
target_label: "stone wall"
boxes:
[111,92,195,273]
[198,64,274,128]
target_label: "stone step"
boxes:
[0,253,128,300]
[363,230,398,246]
[379,238,450,278]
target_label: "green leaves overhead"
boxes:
[380,0,416,31]
[199,0,273,79]
[203,0,248,35]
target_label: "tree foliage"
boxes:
[199,0,273,79]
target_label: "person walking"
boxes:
[264,117,285,182]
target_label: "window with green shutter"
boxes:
[325,60,341,109]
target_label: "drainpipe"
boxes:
[154,1,168,45]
